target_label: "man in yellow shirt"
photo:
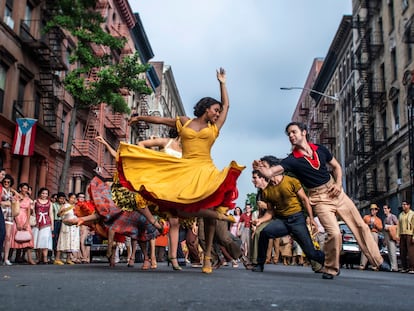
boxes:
[251,156,324,274]
[397,201,414,273]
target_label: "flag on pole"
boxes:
[12,118,37,156]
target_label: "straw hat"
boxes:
[369,204,378,210]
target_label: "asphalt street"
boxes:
[1,261,413,311]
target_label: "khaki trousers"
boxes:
[266,238,280,263]
[309,181,383,275]
[360,232,378,268]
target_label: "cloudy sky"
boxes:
[130,1,352,207]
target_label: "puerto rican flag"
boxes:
[12,118,37,156]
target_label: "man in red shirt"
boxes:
[238,204,252,258]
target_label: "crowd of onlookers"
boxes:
[0,165,94,266]
[1,161,413,275]
[232,200,414,274]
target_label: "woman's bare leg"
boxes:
[139,241,151,270]
[168,217,180,269]
[178,209,235,223]
[150,238,157,269]
[202,217,216,274]
[3,224,12,264]
[107,229,116,267]
[127,239,137,267]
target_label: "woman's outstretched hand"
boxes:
[128,115,139,126]
[217,67,226,83]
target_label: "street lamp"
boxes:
[280,87,339,101]
[280,86,346,192]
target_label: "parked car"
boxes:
[380,242,401,268]
[89,234,144,263]
[89,234,109,262]
[338,221,361,268]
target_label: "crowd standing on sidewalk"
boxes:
[1,74,414,278]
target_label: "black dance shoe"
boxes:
[251,264,264,272]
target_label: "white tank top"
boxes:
[163,139,182,158]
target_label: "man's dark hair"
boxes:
[285,121,307,134]
[285,121,310,141]
[57,192,66,199]
[260,155,281,167]
[252,169,265,178]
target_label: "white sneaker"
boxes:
[4,260,12,266]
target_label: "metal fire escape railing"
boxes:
[351,0,386,201]
[19,7,67,137]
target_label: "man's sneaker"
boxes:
[251,264,264,272]
[378,261,391,272]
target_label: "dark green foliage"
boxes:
[45,0,151,112]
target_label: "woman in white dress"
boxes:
[56,193,80,264]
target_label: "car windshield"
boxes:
[339,224,352,234]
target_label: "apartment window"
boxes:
[407,42,413,63]
[5,0,13,17]
[393,99,400,131]
[12,79,26,121]
[61,111,67,148]
[34,92,40,119]
[396,151,402,180]
[381,111,387,140]
[380,63,385,90]
[362,174,367,198]
[391,48,397,81]
[402,0,409,12]
[23,3,33,27]
[384,159,390,191]
[373,169,378,193]
[388,0,395,31]
[0,63,7,113]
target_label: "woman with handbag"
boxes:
[10,183,36,265]
[1,174,20,266]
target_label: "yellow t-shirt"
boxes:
[262,175,303,217]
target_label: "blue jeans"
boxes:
[257,212,324,265]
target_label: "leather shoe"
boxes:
[240,256,254,270]
[322,272,334,280]
[378,261,391,272]
[251,264,264,272]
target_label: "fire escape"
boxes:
[18,6,67,136]
[352,0,386,201]
[319,98,336,151]
[403,13,414,205]
[133,97,150,141]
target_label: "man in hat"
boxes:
[359,204,383,270]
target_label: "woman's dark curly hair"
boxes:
[193,97,222,117]
[3,174,14,187]
[168,128,179,138]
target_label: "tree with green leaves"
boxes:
[245,192,258,211]
[45,0,151,191]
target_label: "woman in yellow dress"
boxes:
[122,68,245,273]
